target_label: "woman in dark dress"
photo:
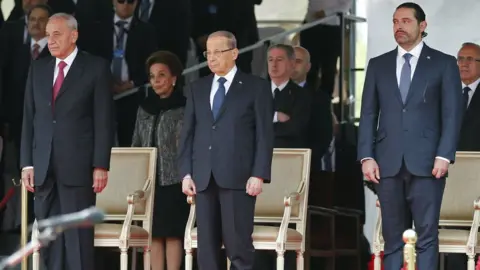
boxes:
[131,51,188,270]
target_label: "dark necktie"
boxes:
[140,0,151,22]
[32,43,40,60]
[399,53,412,103]
[53,61,67,105]
[463,86,471,110]
[273,88,280,99]
[112,20,127,82]
[212,77,226,120]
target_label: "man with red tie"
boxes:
[20,13,114,270]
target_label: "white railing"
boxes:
[113,13,366,101]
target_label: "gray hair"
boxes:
[208,31,237,49]
[293,46,311,63]
[49,13,78,30]
[268,44,295,60]
[461,42,480,54]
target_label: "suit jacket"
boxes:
[178,69,274,191]
[458,83,480,151]
[136,0,191,65]
[358,44,463,178]
[20,51,115,187]
[273,80,312,148]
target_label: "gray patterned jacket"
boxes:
[131,106,184,186]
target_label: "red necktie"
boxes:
[32,44,40,60]
[53,61,67,103]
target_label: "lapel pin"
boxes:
[239,81,243,84]
[426,56,431,59]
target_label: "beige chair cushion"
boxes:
[379,229,473,246]
[191,225,303,243]
[95,223,149,240]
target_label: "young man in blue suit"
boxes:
[358,3,463,270]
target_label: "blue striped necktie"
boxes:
[212,77,226,120]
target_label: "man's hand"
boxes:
[246,177,263,196]
[362,159,380,184]
[113,81,134,94]
[432,158,449,179]
[182,178,196,196]
[93,168,108,193]
[277,112,290,122]
[21,168,34,192]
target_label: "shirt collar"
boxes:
[31,37,48,50]
[297,80,306,87]
[398,41,424,59]
[271,80,289,91]
[213,65,237,84]
[463,77,480,92]
[56,47,78,67]
[114,15,133,28]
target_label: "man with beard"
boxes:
[358,2,463,270]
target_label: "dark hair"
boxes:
[396,2,428,38]
[145,51,184,88]
[27,4,53,18]
[267,44,295,60]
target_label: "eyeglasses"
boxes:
[203,48,234,59]
[457,56,480,64]
[117,0,135,4]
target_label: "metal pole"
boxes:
[403,229,418,270]
[338,12,346,124]
[21,184,28,270]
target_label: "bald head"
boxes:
[291,46,311,84]
[457,42,480,85]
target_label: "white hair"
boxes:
[49,13,78,30]
[208,31,237,49]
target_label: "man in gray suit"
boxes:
[358,3,463,270]
[178,30,274,270]
[20,13,114,270]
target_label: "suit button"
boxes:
[48,102,51,106]
[212,125,216,130]
[402,109,407,112]
[208,146,212,150]
[53,120,56,124]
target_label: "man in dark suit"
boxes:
[446,42,480,270]
[78,0,157,146]
[7,0,47,21]
[456,42,480,151]
[357,3,463,270]
[178,30,274,270]
[267,44,311,149]
[20,13,114,270]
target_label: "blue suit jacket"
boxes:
[178,70,275,192]
[357,44,463,178]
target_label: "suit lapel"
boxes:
[201,74,214,123]
[386,50,404,104]
[41,58,56,100]
[55,51,85,101]
[405,45,433,105]
[214,71,244,123]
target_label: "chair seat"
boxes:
[191,225,303,243]
[378,229,474,246]
[95,223,149,239]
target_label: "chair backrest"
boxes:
[254,148,311,225]
[440,151,480,227]
[96,147,157,223]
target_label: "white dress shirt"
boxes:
[210,65,237,108]
[112,15,133,82]
[31,37,48,53]
[305,0,352,25]
[271,80,289,123]
[462,77,480,107]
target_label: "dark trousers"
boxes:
[196,176,256,270]
[376,164,445,270]
[300,24,341,97]
[34,172,96,270]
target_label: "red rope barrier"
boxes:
[0,187,15,211]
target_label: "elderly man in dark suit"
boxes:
[358,3,463,270]
[20,13,114,270]
[178,30,274,270]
